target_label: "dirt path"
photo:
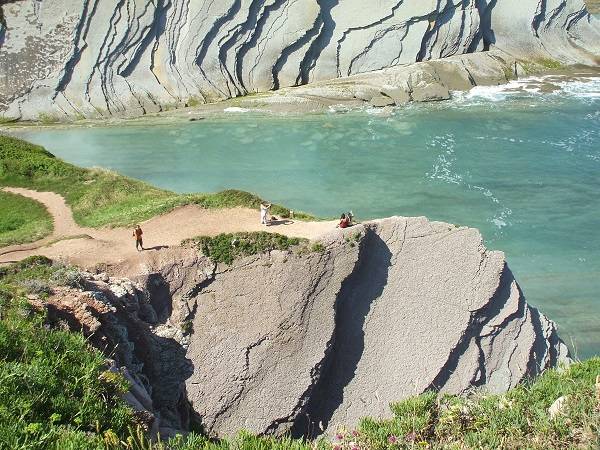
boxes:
[0,187,337,269]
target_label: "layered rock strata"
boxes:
[1,0,598,119]
[33,275,194,438]
[130,216,569,437]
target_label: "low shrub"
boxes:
[0,279,136,450]
[51,267,85,289]
[188,232,306,265]
[18,278,52,296]
[311,242,325,253]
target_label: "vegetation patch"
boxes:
[0,135,314,230]
[0,256,135,450]
[310,242,325,253]
[0,190,53,246]
[518,58,565,75]
[186,232,306,265]
[350,359,600,449]
[185,96,203,107]
[0,116,18,125]
[535,58,565,70]
[502,64,515,81]
[36,113,61,124]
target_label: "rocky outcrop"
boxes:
[32,274,195,438]
[262,51,513,111]
[35,216,570,439]
[0,0,598,119]
[128,216,569,438]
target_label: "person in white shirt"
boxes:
[260,202,271,225]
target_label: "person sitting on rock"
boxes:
[133,225,144,251]
[338,213,351,229]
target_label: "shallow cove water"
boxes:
[15,77,600,358]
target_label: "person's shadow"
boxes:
[267,219,294,226]
[143,245,170,251]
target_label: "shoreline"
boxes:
[2,51,599,129]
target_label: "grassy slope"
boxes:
[1,257,598,449]
[0,135,313,230]
[0,191,53,246]
[0,257,135,450]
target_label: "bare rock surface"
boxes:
[127,216,570,438]
[1,0,598,119]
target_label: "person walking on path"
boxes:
[260,202,271,226]
[133,225,144,251]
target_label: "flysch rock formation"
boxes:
[57,216,564,439]
[235,51,532,112]
[1,0,599,119]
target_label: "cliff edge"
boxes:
[56,216,569,438]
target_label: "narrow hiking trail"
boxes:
[0,187,336,269]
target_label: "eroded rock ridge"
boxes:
[1,0,599,118]
[68,216,567,438]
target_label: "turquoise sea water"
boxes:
[16,77,600,358]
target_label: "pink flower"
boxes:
[352,430,360,437]
[388,435,398,444]
[335,433,344,441]
[332,446,341,450]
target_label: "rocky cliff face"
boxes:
[66,216,566,439]
[1,0,598,119]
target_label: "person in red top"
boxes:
[338,213,350,229]
[133,225,144,251]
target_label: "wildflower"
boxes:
[405,431,416,442]
[388,435,398,444]
[335,433,344,441]
[352,430,360,437]
[332,446,341,450]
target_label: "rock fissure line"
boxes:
[335,0,405,77]
[291,228,393,437]
[235,0,287,94]
[295,0,339,86]
[425,264,517,391]
[270,5,322,90]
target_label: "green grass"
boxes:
[0,256,135,450]
[185,232,307,265]
[352,359,600,449]
[0,117,18,125]
[518,58,565,75]
[0,191,53,246]
[535,58,565,70]
[0,135,314,230]
[0,256,598,449]
[36,113,61,124]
